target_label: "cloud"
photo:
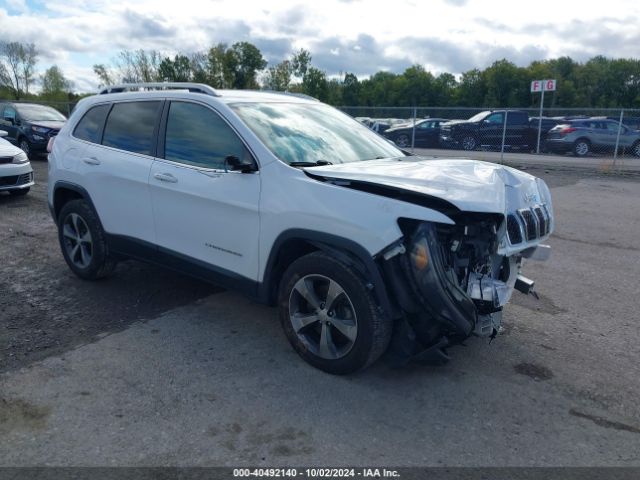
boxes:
[252,38,294,63]
[120,10,173,39]
[4,0,28,13]
[309,34,412,76]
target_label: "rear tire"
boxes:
[57,199,116,280]
[461,135,477,151]
[278,251,392,374]
[395,134,410,148]
[9,188,29,196]
[573,139,590,157]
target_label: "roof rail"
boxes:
[280,91,319,101]
[99,82,220,97]
[261,90,319,102]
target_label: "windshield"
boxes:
[230,102,404,165]
[16,105,66,122]
[467,111,491,122]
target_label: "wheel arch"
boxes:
[259,229,395,319]
[52,181,97,223]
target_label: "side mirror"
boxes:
[3,116,14,125]
[224,155,257,173]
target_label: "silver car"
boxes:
[545,119,640,157]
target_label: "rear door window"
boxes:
[73,104,110,143]
[102,101,162,155]
[507,112,527,125]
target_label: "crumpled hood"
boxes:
[305,157,541,214]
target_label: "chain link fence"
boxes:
[3,98,639,162]
[0,99,77,117]
[339,106,640,162]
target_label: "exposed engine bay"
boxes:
[381,216,539,365]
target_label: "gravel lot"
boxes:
[1,156,639,466]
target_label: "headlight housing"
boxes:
[31,126,49,134]
[12,152,28,164]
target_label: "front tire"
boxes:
[278,251,392,374]
[57,199,116,280]
[395,134,410,148]
[461,135,477,151]
[632,141,640,158]
[573,139,590,157]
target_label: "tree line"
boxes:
[2,40,640,108]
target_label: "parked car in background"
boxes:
[607,116,640,131]
[371,118,406,134]
[383,118,449,148]
[0,102,66,158]
[0,130,34,196]
[528,117,564,151]
[545,118,640,157]
[439,110,534,151]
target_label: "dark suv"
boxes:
[0,102,66,158]
[439,110,533,151]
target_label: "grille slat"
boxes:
[507,214,523,244]
[534,207,548,236]
[519,209,537,241]
[507,204,551,245]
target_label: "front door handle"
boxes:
[82,157,101,165]
[153,172,178,183]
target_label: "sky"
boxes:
[1,0,639,92]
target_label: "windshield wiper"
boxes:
[289,160,333,167]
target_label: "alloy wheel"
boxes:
[288,274,358,360]
[575,141,589,156]
[62,213,93,269]
[462,136,476,150]
[396,135,410,148]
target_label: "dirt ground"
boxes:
[0,159,219,373]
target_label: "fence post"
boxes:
[536,89,545,154]
[500,110,508,164]
[613,109,624,167]
[411,107,417,153]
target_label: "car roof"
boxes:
[90,83,318,106]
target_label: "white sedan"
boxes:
[0,130,34,196]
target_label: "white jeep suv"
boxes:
[48,83,553,374]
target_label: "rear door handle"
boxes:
[153,172,178,183]
[82,157,101,165]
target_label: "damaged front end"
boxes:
[381,214,531,366]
